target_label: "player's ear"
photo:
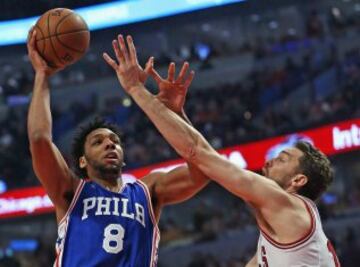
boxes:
[79,156,87,169]
[292,174,308,189]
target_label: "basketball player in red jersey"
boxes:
[103,34,341,267]
[27,30,209,266]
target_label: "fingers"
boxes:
[148,58,163,84]
[27,29,36,52]
[144,57,154,74]
[118,34,130,63]
[27,26,34,44]
[107,34,141,72]
[112,39,125,65]
[176,62,189,83]
[184,70,195,89]
[112,35,139,66]
[103,52,118,70]
[126,35,139,65]
[27,29,50,69]
[167,62,175,82]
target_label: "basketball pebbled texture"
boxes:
[35,8,90,69]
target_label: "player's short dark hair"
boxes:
[71,117,123,178]
[295,141,334,201]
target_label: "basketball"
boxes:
[34,8,90,69]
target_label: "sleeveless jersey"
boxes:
[54,178,160,267]
[257,195,341,267]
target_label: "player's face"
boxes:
[83,128,124,177]
[262,147,304,188]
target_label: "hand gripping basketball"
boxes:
[33,8,90,69]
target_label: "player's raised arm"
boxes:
[103,34,291,211]
[104,39,209,213]
[27,29,78,221]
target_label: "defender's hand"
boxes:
[149,61,194,114]
[103,35,152,94]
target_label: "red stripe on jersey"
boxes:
[54,250,60,267]
[259,195,316,250]
[54,180,85,267]
[135,180,160,267]
[58,180,85,225]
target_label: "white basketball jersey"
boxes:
[257,195,341,267]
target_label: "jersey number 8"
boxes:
[103,224,125,254]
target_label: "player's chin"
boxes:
[261,167,267,177]
[102,159,121,169]
[101,164,122,175]
[105,162,122,170]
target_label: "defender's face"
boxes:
[82,128,124,176]
[262,147,304,188]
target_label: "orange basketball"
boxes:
[34,8,90,69]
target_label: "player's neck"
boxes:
[90,173,123,193]
[284,185,298,195]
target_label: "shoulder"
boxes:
[257,193,316,244]
[137,173,165,221]
[291,194,318,223]
[140,171,166,196]
[269,192,312,215]
[139,171,168,207]
[282,193,316,232]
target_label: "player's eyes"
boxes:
[92,140,102,145]
[109,136,121,144]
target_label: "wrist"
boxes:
[128,84,146,96]
[35,71,49,80]
[34,72,50,91]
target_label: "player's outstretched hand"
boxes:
[103,34,152,94]
[27,27,62,77]
[149,61,194,114]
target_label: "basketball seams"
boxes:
[34,29,89,42]
[55,12,89,53]
[54,10,75,34]
[55,31,89,53]
[35,8,89,68]
[47,12,64,67]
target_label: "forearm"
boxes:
[177,109,209,184]
[27,73,52,140]
[129,86,278,206]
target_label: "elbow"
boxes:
[173,125,213,165]
[28,131,52,145]
[184,143,199,163]
[183,137,210,165]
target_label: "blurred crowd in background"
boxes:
[1,2,359,189]
[0,0,359,266]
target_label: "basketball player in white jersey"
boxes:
[27,30,209,266]
[103,34,341,267]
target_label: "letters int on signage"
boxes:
[333,124,360,150]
